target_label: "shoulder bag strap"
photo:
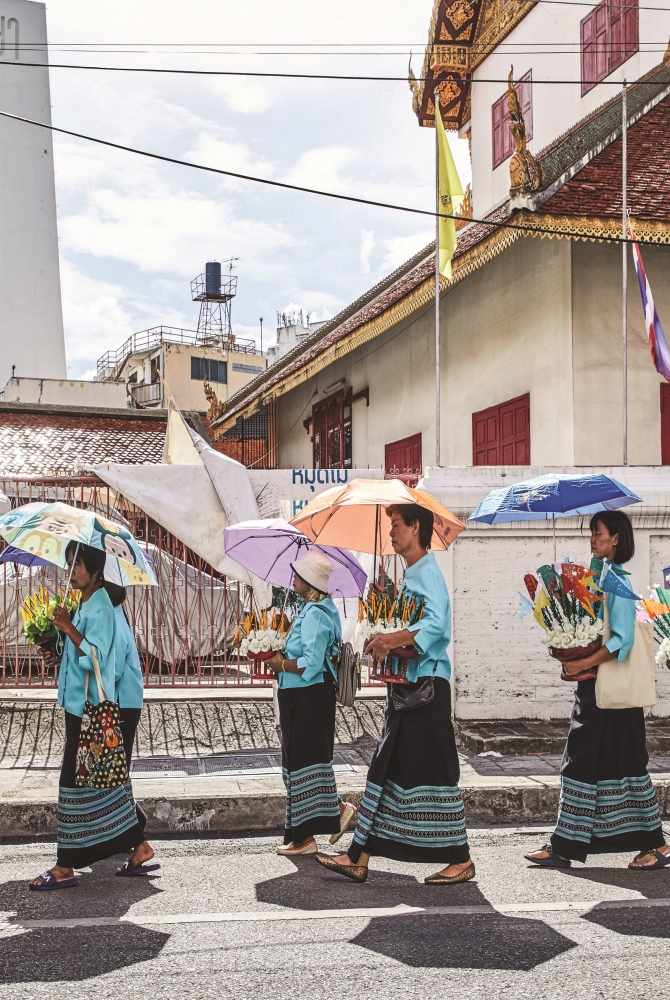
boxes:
[89,645,109,704]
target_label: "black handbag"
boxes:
[391,676,435,712]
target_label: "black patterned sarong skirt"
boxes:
[348,677,470,865]
[551,678,664,863]
[278,675,340,845]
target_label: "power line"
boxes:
[2,58,670,85]
[0,105,658,247]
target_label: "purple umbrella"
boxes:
[223,518,367,599]
[0,545,51,567]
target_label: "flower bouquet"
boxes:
[20,586,80,667]
[522,563,603,681]
[234,608,290,680]
[359,591,425,685]
[637,586,670,669]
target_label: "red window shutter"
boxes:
[385,433,422,475]
[492,98,503,169]
[608,1,623,72]
[518,71,533,142]
[621,0,639,63]
[581,9,596,95]
[595,5,608,82]
[661,384,670,465]
[473,394,530,466]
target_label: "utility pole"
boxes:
[260,316,263,354]
[435,115,442,468]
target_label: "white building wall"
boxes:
[423,465,670,720]
[0,0,66,387]
[470,1,670,218]
[1,376,129,407]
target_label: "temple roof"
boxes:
[411,0,535,129]
[212,61,670,430]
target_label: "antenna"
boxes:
[190,257,240,346]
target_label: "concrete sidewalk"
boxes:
[2,757,670,839]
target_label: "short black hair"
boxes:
[589,510,635,564]
[386,503,434,550]
[65,540,127,605]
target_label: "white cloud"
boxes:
[282,146,359,194]
[382,231,434,272]
[359,229,375,274]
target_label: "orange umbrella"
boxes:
[289,478,464,556]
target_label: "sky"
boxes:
[41,0,472,378]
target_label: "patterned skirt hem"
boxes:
[349,833,470,865]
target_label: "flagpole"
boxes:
[435,116,441,468]
[622,80,628,467]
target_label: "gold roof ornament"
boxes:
[203,379,225,423]
[507,67,544,197]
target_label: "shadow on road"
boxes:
[556,865,670,939]
[353,911,576,969]
[256,857,577,969]
[0,856,169,982]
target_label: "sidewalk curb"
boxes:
[2,779,669,839]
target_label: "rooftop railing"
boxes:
[96,326,259,381]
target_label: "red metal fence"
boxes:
[0,477,389,688]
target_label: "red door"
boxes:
[473,394,530,465]
[312,390,345,468]
[385,434,422,476]
[661,384,670,465]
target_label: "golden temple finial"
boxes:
[408,53,421,115]
[507,66,544,197]
[664,36,670,65]
[203,379,225,422]
[454,185,472,230]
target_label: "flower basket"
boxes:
[246,649,279,680]
[549,636,602,662]
[367,643,418,685]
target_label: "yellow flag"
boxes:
[533,588,551,631]
[435,104,465,279]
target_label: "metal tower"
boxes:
[191,259,238,346]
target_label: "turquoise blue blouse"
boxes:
[401,552,452,684]
[279,598,342,689]
[599,565,636,661]
[113,606,144,709]
[57,588,116,717]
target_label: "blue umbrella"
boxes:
[468,473,642,561]
[0,545,51,567]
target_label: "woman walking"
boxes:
[316,504,474,885]
[526,511,670,870]
[111,585,159,876]
[266,551,357,856]
[29,542,153,890]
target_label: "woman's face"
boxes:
[590,520,619,562]
[67,555,95,591]
[292,573,310,599]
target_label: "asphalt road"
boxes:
[1,826,669,1000]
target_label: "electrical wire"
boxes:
[1,58,669,85]
[0,105,659,246]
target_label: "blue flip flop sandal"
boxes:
[629,849,670,870]
[524,844,572,868]
[116,858,161,877]
[29,870,78,891]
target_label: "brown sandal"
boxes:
[315,854,368,882]
[424,861,476,885]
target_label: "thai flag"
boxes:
[630,226,670,382]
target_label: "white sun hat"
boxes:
[290,550,334,594]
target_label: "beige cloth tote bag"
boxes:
[595,596,656,710]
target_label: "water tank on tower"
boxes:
[191,258,238,345]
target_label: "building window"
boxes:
[312,390,352,469]
[492,70,532,170]
[385,434,422,476]
[190,356,228,383]
[581,0,638,96]
[472,393,530,465]
[661,384,670,465]
[216,405,269,468]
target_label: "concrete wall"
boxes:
[277,237,575,470]
[470,2,670,217]
[0,0,66,387]
[1,376,128,407]
[422,465,670,720]
[161,343,266,412]
[572,241,670,466]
